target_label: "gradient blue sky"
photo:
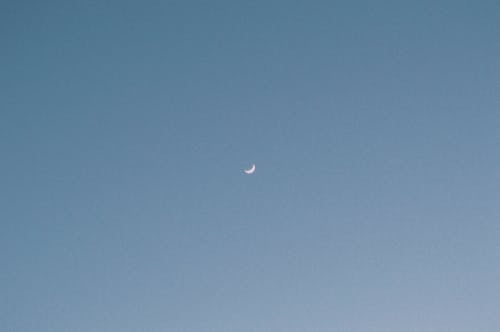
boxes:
[2,1,500,331]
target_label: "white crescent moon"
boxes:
[244,164,256,174]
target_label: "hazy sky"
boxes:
[1,1,499,331]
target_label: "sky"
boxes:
[1,1,499,331]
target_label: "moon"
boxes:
[244,164,256,174]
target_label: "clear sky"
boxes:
[1,1,499,331]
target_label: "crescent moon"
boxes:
[244,164,256,174]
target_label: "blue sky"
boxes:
[1,1,500,331]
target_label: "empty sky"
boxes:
[1,1,500,331]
